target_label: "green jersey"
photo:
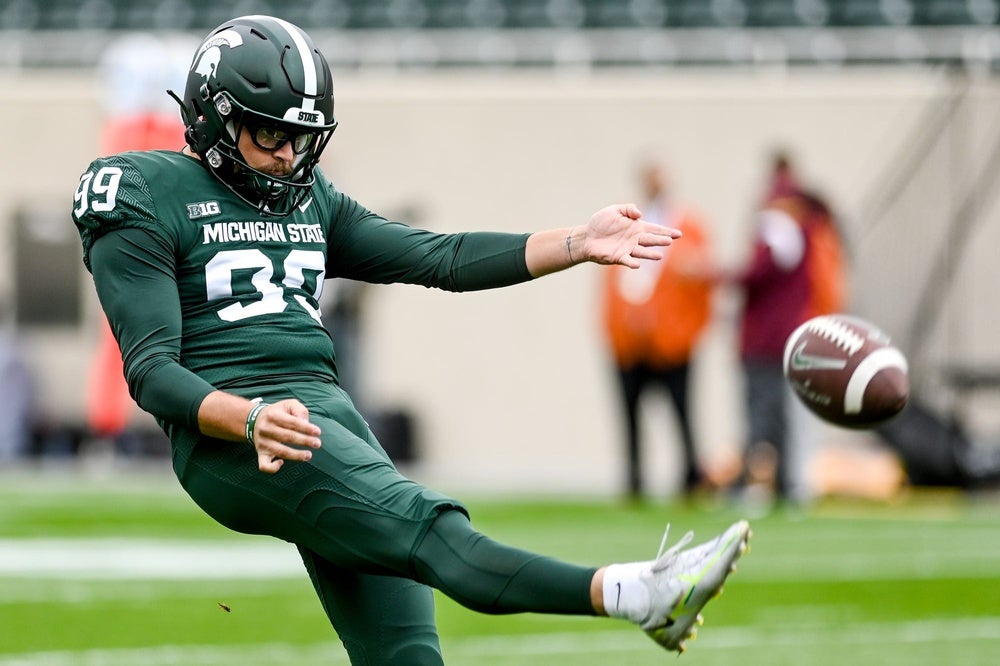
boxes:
[73,150,531,432]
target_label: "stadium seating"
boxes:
[1,1,997,69]
[2,0,997,32]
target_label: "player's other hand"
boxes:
[253,399,322,474]
[585,203,680,268]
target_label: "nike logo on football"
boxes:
[790,342,848,371]
[298,197,314,213]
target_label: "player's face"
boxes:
[236,126,297,177]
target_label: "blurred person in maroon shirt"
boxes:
[727,151,847,507]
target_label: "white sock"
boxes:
[602,561,652,624]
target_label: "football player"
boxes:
[72,15,750,664]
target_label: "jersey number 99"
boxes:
[74,167,123,217]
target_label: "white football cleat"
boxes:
[639,520,751,653]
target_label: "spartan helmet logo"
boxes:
[192,28,244,80]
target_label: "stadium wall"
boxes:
[3,67,998,495]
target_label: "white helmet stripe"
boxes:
[250,15,317,113]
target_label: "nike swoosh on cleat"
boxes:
[676,531,741,611]
[615,581,622,610]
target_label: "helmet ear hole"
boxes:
[187,119,216,154]
[214,93,234,117]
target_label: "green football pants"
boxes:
[171,381,596,665]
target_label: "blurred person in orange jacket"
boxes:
[602,160,715,499]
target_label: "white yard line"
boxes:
[2,537,999,581]
[0,618,998,665]
[0,539,303,579]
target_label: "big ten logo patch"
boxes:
[187,201,221,219]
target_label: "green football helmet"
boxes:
[171,15,338,216]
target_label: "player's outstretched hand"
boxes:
[252,399,322,474]
[584,203,680,268]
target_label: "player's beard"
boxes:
[261,160,293,177]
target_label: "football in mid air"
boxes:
[783,314,909,428]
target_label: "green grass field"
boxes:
[1,470,998,665]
